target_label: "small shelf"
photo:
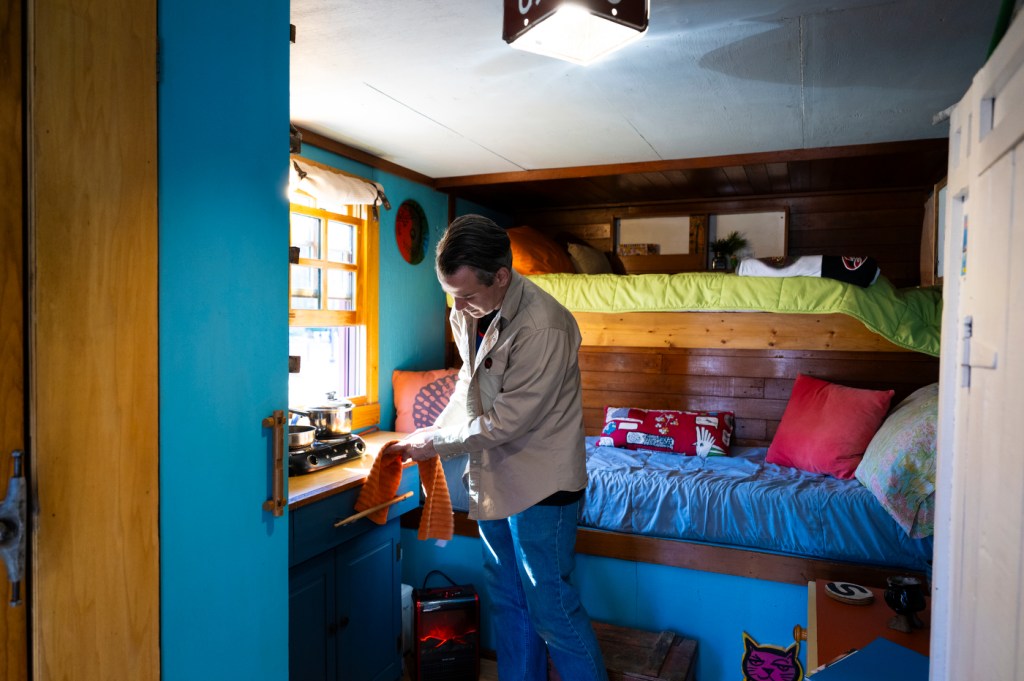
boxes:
[806,579,930,671]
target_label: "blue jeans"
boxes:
[478,500,608,681]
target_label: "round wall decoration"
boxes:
[395,200,427,265]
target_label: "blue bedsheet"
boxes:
[440,438,932,572]
[582,438,932,571]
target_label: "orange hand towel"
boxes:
[354,440,405,524]
[354,440,454,541]
[416,454,454,542]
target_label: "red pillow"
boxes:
[766,374,894,479]
[506,226,575,275]
[598,407,735,456]
[392,369,459,432]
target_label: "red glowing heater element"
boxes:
[502,0,649,66]
[418,619,480,649]
[413,583,480,681]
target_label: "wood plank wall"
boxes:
[516,190,929,288]
[580,347,939,445]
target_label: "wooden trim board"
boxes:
[401,510,917,589]
[574,311,908,352]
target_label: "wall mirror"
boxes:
[709,211,788,266]
[617,215,692,254]
[614,215,707,273]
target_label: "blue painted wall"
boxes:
[158,1,290,679]
[574,555,808,680]
[402,530,808,680]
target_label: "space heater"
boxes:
[413,571,480,681]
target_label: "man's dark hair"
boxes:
[435,214,513,286]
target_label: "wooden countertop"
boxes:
[287,430,410,509]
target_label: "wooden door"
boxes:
[936,14,1024,680]
[24,0,160,678]
[1,0,28,677]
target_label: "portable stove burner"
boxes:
[288,434,366,474]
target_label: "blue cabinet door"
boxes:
[336,521,403,681]
[291,519,403,681]
[290,553,337,681]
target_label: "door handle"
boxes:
[262,411,286,517]
[0,450,27,607]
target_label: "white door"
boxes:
[934,12,1024,680]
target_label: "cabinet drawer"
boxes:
[290,467,420,566]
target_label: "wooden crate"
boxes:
[549,621,697,681]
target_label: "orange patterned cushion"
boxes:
[506,226,575,275]
[392,369,459,432]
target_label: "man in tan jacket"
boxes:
[390,214,607,681]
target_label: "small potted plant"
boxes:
[709,231,748,272]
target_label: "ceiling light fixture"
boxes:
[503,0,649,66]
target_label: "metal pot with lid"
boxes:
[290,392,353,440]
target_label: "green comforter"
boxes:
[526,272,942,356]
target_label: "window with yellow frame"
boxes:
[288,192,380,429]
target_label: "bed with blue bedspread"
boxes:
[580,438,932,572]
[440,438,932,574]
[419,272,939,584]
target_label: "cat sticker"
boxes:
[741,632,804,681]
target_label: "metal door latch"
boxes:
[0,450,26,607]
[961,315,999,388]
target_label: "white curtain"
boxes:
[289,159,390,212]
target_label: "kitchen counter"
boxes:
[287,430,411,510]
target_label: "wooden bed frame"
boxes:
[427,308,939,587]
[402,509,919,589]
[575,311,907,353]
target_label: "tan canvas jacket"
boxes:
[432,270,588,520]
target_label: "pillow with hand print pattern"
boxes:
[598,406,734,456]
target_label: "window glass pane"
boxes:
[327,220,356,264]
[291,212,321,259]
[288,326,366,405]
[327,268,355,311]
[290,265,321,310]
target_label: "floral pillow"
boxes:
[598,407,735,456]
[855,383,939,538]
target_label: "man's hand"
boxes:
[386,431,439,462]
